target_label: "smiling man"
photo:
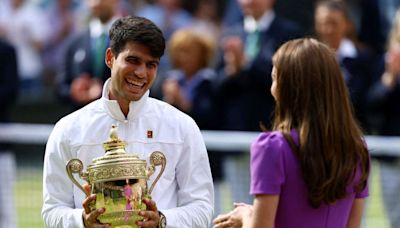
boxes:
[42,16,214,228]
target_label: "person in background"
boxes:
[216,0,304,132]
[136,0,194,99]
[215,0,303,208]
[191,0,222,40]
[56,0,121,110]
[213,38,370,228]
[162,28,223,215]
[136,0,193,41]
[162,28,217,128]
[314,0,374,132]
[42,0,79,95]
[0,38,19,228]
[42,16,214,227]
[0,0,48,103]
[366,7,400,228]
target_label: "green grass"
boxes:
[14,162,390,228]
[365,161,390,228]
[15,167,44,228]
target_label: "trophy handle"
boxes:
[66,159,89,196]
[147,151,166,194]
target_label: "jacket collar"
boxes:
[101,78,149,121]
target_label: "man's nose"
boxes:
[135,64,146,78]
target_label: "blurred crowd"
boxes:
[0,0,397,129]
[1,0,400,226]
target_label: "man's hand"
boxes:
[221,36,246,77]
[137,198,161,228]
[82,184,110,228]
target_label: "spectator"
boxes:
[136,0,194,99]
[314,0,374,132]
[366,7,400,228]
[42,0,79,95]
[162,28,223,215]
[0,38,19,228]
[136,0,193,41]
[215,0,303,206]
[213,38,370,228]
[56,0,121,110]
[0,0,49,103]
[216,0,303,132]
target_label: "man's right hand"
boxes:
[82,194,110,228]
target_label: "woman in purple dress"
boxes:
[213,38,370,228]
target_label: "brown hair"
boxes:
[272,38,369,208]
[168,28,215,69]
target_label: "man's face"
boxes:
[314,6,348,50]
[238,0,274,19]
[86,0,118,22]
[106,42,159,102]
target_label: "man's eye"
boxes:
[127,58,139,64]
[147,63,157,69]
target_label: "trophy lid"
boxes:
[86,124,148,183]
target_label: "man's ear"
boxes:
[105,48,114,68]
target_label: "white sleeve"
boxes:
[162,118,214,228]
[41,121,85,228]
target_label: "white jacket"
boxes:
[42,79,214,227]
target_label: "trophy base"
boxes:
[98,210,143,228]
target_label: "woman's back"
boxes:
[250,130,368,228]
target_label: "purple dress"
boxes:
[250,130,368,228]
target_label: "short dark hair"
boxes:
[109,16,166,59]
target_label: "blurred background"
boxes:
[1,0,400,227]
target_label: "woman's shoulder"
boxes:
[252,130,299,155]
[253,130,298,146]
[251,131,291,155]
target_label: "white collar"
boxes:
[244,10,275,33]
[90,16,119,38]
[101,78,150,121]
[337,38,357,59]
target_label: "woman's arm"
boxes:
[242,194,279,228]
[346,198,365,228]
[213,194,279,228]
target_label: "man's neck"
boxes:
[109,89,130,117]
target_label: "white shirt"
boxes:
[42,79,214,227]
[89,16,119,39]
[244,9,275,33]
[337,38,357,61]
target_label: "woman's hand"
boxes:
[213,203,253,228]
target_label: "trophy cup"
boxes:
[66,125,166,228]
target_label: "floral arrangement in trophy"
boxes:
[66,125,166,228]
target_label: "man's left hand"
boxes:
[136,198,160,228]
